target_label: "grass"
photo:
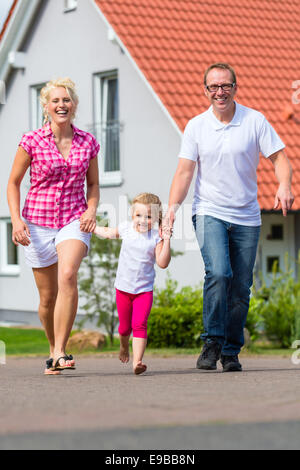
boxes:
[0,327,50,356]
[0,327,293,358]
[0,327,120,357]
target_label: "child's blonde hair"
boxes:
[132,193,163,227]
[40,77,79,125]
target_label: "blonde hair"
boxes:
[132,193,163,227]
[40,77,79,125]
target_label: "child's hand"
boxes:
[93,226,119,239]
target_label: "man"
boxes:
[166,63,294,372]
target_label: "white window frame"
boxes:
[64,0,77,13]
[0,220,20,276]
[30,83,46,130]
[94,72,122,187]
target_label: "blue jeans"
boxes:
[192,215,260,355]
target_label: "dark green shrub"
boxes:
[148,274,263,348]
[247,296,264,342]
[148,276,203,348]
[253,255,300,348]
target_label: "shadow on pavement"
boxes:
[1,421,300,450]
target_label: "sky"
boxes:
[0,0,14,32]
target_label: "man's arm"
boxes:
[166,158,196,227]
[268,150,294,216]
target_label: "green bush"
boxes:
[247,296,264,342]
[253,254,300,348]
[148,275,262,348]
[148,276,203,348]
[292,290,300,342]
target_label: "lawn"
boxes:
[0,327,120,356]
[0,327,292,357]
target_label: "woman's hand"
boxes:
[12,219,31,246]
[80,208,97,233]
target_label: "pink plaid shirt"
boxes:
[19,123,100,229]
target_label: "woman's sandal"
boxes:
[44,358,61,376]
[51,355,76,371]
[66,354,75,367]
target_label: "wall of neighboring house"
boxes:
[258,213,298,284]
[0,0,203,326]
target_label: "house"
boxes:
[0,0,299,326]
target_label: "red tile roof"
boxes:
[0,0,18,42]
[95,0,300,211]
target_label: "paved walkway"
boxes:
[0,355,300,449]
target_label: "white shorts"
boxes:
[23,219,92,268]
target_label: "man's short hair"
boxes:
[204,63,237,85]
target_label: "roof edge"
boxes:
[91,0,182,137]
[0,0,18,42]
[0,0,42,82]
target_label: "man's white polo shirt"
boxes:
[179,102,285,226]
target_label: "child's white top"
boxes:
[115,221,162,294]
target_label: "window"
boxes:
[30,83,46,130]
[271,224,284,240]
[64,0,77,12]
[266,224,284,240]
[0,220,20,275]
[93,72,122,186]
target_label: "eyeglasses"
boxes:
[206,83,236,93]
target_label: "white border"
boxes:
[93,72,122,187]
[0,220,20,276]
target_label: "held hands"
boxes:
[164,207,176,230]
[160,208,176,240]
[160,224,173,240]
[80,208,97,233]
[12,219,31,246]
[274,184,294,216]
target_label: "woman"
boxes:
[7,78,100,375]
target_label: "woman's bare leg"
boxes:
[32,264,61,375]
[32,264,58,357]
[52,239,87,367]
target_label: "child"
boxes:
[93,193,171,375]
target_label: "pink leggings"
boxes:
[116,289,153,339]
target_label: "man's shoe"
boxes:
[221,354,242,372]
[196,340,222,370]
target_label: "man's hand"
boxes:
[163,207,177,230]
[274,183,294,216]
[269,151,294,216]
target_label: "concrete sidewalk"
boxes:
[0,355,299,449]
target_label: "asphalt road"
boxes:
[0,355,299,450]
